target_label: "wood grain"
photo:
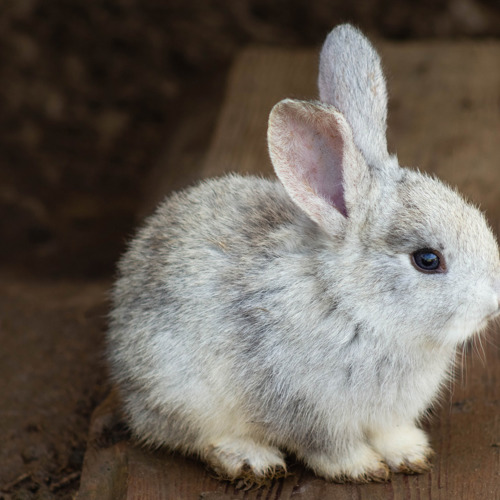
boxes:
[77,41,500,500]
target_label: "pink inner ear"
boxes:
[291,119,347,217]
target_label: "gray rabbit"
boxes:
[107,24,500,483]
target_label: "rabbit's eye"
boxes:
[411,249,446,274]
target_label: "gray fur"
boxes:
[319,24,389,169]
[107,24,500,482]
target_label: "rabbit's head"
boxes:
[268,25,500,347]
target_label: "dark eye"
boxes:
[411,248,446,273]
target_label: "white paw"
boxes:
[204,437,287,486]
[304,443,390,483]
[369,424,433,473]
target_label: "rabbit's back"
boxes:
[109,175,308,342]
[107,175,321,449]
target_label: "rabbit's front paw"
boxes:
[304,443,390,483]
[205,437,287,488]
[369,424,433,474]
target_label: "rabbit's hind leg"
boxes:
[204,436,287,487]
[301,441,390,483]
[368,424,433,474]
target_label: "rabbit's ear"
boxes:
[318,24,389,168]
[268,99,370,233]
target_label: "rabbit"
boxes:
[107,24,500,484]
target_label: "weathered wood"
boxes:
[78,41,500,499]
[201,48,317,178]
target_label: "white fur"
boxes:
[205,437,286,480]
[304,442,389,482]
[107,24,500,484]
[369,424,431,471]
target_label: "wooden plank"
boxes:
[75,390,129,500]
[78,41,500,499]
[201,48,317,178]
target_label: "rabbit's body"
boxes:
[108,25,500,483]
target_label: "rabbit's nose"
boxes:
[488,294,500,319]
[494,290,500,314]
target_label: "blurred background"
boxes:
[1,1,500,498]
[3,0,500,280]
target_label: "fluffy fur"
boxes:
[107,24,500,483]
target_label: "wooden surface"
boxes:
[77,41,500,499]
